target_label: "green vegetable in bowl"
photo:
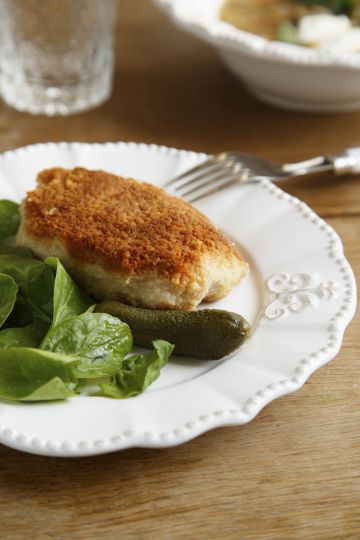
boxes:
[278,0,356,44]
[277,21,301,44]
[298,0,354,16]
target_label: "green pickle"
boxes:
[95,301,251,360]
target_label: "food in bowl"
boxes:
[219,0,360,51]
[155,0,360,111]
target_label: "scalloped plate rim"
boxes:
[0,141,356,457]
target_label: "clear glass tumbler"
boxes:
[0,0,116,115]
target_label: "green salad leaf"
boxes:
[0,273,18,328]
[45,257,93,326]
[0,250,54,325]
[41,312,133,378]
[0,347,78,401]
[99,340,174,398]
[0,234,174,402]
[0,200,21,239]
[0,245,33,258]
[0,322,49,349]
[4,300,34,328]
[40,260,133,379]
[277,21,300,44]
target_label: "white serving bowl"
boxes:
[155,0,360,112]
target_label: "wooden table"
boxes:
[0,1,359,538]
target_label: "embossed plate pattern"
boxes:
[0,142,356,457]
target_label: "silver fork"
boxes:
[164,150,360,203]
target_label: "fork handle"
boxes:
[333,148,360,174]
[282,148,360,177]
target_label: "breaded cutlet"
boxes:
[16,167,248,310]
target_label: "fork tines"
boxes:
[164,152,250,203]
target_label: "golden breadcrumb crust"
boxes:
[21,167,244,278]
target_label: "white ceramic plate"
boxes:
[0,142,356,457]
[155,0,360,112]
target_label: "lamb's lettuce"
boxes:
[0,273,18,328]
[99,340,174,398]
[0,200,21,239]
[0,347,78,401]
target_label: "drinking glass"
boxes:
[0,0,116,115]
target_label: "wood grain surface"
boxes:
[0,1,359,539]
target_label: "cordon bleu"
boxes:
[16,167,248,310]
